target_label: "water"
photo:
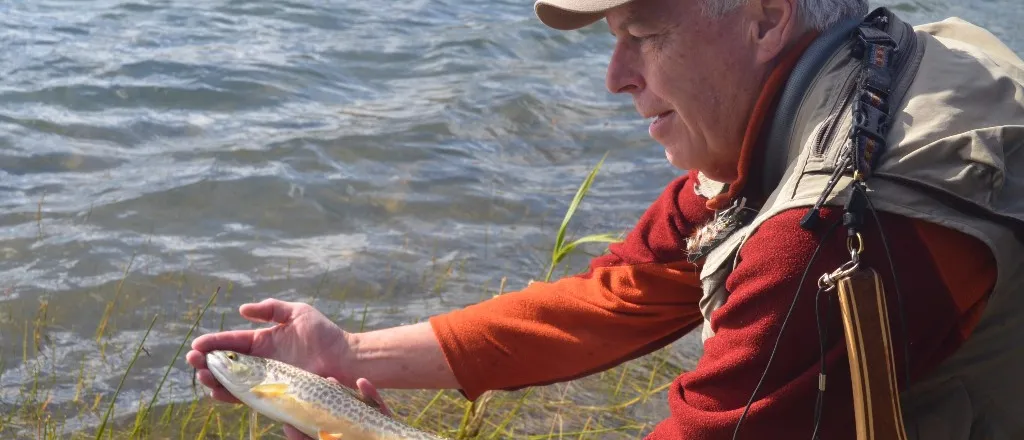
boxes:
[0,0,1021,436]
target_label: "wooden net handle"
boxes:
[836,266,908,440]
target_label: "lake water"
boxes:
[1,0,1022,436]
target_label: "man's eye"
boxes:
[632,33,657,42]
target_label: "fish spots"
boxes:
[232,355,446,440]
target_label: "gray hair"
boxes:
[702,0,869,31]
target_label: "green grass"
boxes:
[0,154,691,439]
[543,152,623,284]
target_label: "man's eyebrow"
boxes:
[608,9,641,36]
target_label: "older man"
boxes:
[187,0,1024,438]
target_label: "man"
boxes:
[187,0,1024,438]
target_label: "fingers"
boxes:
[355,378,393,417]
[323,377,392,417]
[187,299,290,360]
[208,386,243,404]
[185,349,207,370]
[240,298,304,325]
[195,369,223,391]
[188,298,310,358]
[189,329,256,355]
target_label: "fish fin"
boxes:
[317,430,343,440]
[250,382,290,398]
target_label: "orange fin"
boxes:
[318,430,343,440]
[250,383,289,398]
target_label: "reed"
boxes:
[0,154,688,439]
[543,152,623,283]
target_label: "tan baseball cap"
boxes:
[533,0,634,30]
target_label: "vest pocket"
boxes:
[696,225,750,341]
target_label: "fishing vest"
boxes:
[693,8,1024,440]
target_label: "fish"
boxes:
[205,350,447,440]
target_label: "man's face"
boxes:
[604,0,772,182]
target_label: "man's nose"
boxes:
[606,41,644,95]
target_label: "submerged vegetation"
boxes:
[0,156,694,439]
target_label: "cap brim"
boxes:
[533,0,632,31]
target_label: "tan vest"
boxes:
[694,9,1024,440]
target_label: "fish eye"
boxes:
[226,352,236,360]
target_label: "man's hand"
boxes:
[185,298,359,402]
[185,296,461,439]
[185,298,406,439]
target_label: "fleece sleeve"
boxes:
[427,174,715,400]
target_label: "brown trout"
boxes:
[205,350,447,440]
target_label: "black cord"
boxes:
[731,217,844,440]
[810,284,835,439]
[857,183,911,387]
[729,183,906,440]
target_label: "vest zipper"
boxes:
[800,16,923,230]
[811,64,860,160]
[814,21,919,169]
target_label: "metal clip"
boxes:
[818,259,859,292]
[847,232,864,264]
[819,232,865,292]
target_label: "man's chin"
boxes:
[664,149,689,172]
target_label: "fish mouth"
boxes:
[206,350,264,393]
[206,350,228,369]
[205,351,233,387]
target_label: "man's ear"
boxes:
[749,0,799,64]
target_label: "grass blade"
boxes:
[95,313,159,440]
[546,152,611,282]
[552,153,608,258]
[552,233,623,268]
[130,287,220,439]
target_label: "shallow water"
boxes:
[1,0,1021,436]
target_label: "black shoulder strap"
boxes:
[760,16,862,192]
